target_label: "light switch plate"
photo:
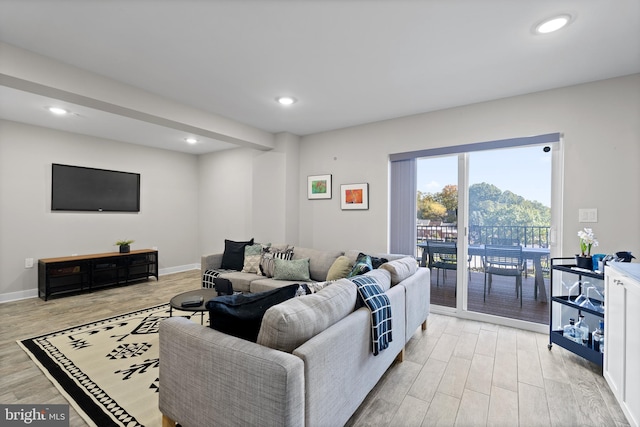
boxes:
[579,208,598,223]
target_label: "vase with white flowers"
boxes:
[576,228,598,270]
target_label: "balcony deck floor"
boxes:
[430,269,550,324]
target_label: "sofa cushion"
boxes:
[273,257,311,281]
[347,254,373,277]
[257,279,357,352]
[380,256,418,286]
[326,256,352,281]
[206,284,300,342]
[363,268,392,292]
[292,247,344,282]
[216,271,262,293]
[221,238,254,270]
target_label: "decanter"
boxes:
[563,318,580,343]
[592,320,604,353]
[575,314,589,346]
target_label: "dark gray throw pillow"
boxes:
[206,284,299,342]
[220,238,254,270]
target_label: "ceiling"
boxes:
[1,0,639,154]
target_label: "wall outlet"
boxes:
[25,258,34,268]
[579,208,598,223]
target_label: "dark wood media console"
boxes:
[38,249,158,300]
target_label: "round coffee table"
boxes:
[169,288,219,325]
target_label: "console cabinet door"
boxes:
[624,276,640,427]
[605,267,640,427]
[604,269,625,400]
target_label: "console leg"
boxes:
[421,320,427,331]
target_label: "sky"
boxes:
[417,145,552,207]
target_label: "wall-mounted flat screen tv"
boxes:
[51,164,140,212]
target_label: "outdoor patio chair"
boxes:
[483,244,525,307]
[427,241,458,288]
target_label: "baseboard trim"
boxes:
[0,289,39,304]
[159,263,200,276]
[0,264,201,304]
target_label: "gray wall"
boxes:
[0,120,200,300]
[297,74,640,258]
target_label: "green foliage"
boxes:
[469,183,550,227]
[417,183,550,227]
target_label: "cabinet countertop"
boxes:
[607,262,640,283]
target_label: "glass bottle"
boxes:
[575,314,589,346]
[563,318,579,343]
[592,320,604,353]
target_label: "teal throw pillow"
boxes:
[273,257,311,281]
[347,254,373,277]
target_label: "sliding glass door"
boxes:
[399,133,560,328]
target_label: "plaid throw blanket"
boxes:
[202,269,237,288]
[349,276,392,356]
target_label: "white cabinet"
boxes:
[604,263,640,427]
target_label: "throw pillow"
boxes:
[221,238,254,271]
[358,252,389,269]
[347,254,373,277]
[273,257,311,281]
[206,284,299,342]
[259,247,294,277]
[326,256,353,281]
[241,243,269,273]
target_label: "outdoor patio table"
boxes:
[417,243,550,302]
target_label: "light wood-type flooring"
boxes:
[0,270,629,427]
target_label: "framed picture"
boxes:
[307,174,332,199]
[341,183,369,210]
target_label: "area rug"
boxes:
[18,304,200,427]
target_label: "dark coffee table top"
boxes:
[169,288,219,312]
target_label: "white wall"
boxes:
[3,74,638,301]
[0,120,200,300]
[197,132,301,256]
[297,74,640,258]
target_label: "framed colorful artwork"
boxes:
[341,183,369,210]
[307,174,332,199]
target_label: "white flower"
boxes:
[578,228,599,256]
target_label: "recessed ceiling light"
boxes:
[534,14,572,34]
[47,106,69,115]
[276,96,297,106]
[185,137,198,144]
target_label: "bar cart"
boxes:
[548,257,604,366]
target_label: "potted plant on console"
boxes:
[576,228,598,270]
[116,239,134,254]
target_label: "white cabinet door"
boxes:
[624,277,640,427]
[605,268,625,400]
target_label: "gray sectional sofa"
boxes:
[159,248,430,427]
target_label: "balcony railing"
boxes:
[417,224,550,248]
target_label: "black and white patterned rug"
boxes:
[18,304,200,427]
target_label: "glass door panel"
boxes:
[466,145,551,324]
[417,155,459,308]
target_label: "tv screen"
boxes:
[51,164,140,212]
